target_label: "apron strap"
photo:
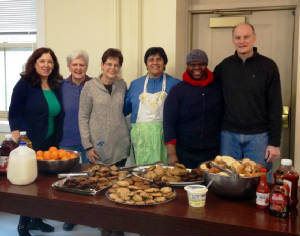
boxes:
[143,73,167,93]
[143,74,149,93]
[162,73,166,92]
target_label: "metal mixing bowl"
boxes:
[201,162,260,199]
[37,150,80,174]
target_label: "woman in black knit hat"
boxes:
[163,49,223,168]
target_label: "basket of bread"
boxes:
[200,156,265,199]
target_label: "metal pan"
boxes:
[105,189,176,206]
[52,178,108,196]
[132,166,204,187]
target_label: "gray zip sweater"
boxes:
[79,77,130,165]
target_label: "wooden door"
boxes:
[192,10,295,168]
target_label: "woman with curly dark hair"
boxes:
[8,47,64,236]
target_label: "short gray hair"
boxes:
[66,49,89,66]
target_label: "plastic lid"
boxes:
[4,134,12,139]
[281,159,292,166]
[20,131,27,135]
[19,142,27,146]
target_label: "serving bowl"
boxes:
[201,161,260,199]
[37,150,80,174]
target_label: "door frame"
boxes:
[187,4,299,170]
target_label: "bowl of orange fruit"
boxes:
[36,146,80,173]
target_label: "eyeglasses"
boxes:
[104,62,120,69]
[188,63,206,68]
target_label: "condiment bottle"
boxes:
[7,142,37,185]
[274,159,299,208]
[256,168,270,209]
[269,163,289,218]
[0,134,18,172]
[19,131,32,149]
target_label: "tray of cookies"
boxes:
[52,164,130,196]
[132,163,204,187]
[105,176,176,206]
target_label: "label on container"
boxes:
[256,192,270,206]
[184,185,208,207]
[0,156,8,172]
[270,193,286,205]
[283,179,292,197]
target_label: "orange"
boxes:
[58,149,66,158]
[62,152,71,159]
[50,151,59,160]
[49,146,58,152]
[36,155,44,160]
[64,151,71,157]
[36,150,43,157]
[70,153,77,159]
[43,151,51,160]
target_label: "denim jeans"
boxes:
[220,130,272,179]
[59,145,89,164]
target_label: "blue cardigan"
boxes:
[8,79,64,150]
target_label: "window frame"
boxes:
[0,42,36,118]
[0,0,44,121]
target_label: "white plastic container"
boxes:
[184,185,208,207]
[7,142,37,185]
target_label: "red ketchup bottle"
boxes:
[0,134,18,173]
[270,160,290,218]
[256,168,270,209]
[274,159,299,208]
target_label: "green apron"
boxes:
[131,121,168,165]
[131,74,168,165]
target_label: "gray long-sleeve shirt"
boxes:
[79,77,130,165]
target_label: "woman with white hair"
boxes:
[59,49,92,231]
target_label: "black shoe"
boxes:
[18,225,32,236]
[111,230,124,236]
[101,229,112,236]
[63,222,75,231]
[28,219,54,232]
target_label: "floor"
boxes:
[0,212,139,236]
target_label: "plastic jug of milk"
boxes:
[7,142,37,185]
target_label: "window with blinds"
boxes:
[0,0,37,113]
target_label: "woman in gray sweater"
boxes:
[79,48,130,168]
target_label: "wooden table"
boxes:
[0,169,299,236]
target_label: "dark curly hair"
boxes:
[144,47,168,65]
[20,47,63,89]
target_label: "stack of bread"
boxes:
[200,155,264,177]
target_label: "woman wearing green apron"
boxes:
[124,47,180,165]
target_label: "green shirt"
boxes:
[43,90,61,138]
